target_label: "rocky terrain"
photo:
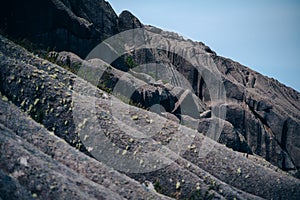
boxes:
[0,0,300,199]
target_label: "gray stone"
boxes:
[1,35,300,199]
[1,0,300,198]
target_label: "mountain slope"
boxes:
[1,33,300,200]
[0,0,300,199]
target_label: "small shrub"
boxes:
[153,179,163,193]
[126,56,137,69]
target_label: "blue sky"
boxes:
[107,0,300,92]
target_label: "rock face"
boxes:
[0,0,300,199]
[0,0,141,58]
[122,26,300,175]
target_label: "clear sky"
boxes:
[107,0,300,92]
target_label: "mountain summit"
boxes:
[0,0,299,199]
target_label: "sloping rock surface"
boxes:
[0,0,300,199]
[0,32,300,200]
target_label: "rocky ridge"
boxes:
[0,0,300,199]
[1,33,300,200]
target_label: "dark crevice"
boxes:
[198,76,205,101]
[251,77,256,88]
[256,125,262,155]
[280,119,294,171]
[281,120,288,151]
[264,127,271,161]
[238,70,247,87]
[192,69,198,96]
[247,105,270,129]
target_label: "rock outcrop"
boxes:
[1,29,300,200]
[1,0,120,57]
[0,0,300,199]
[119,10,143,32]
[116,26,300,176]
